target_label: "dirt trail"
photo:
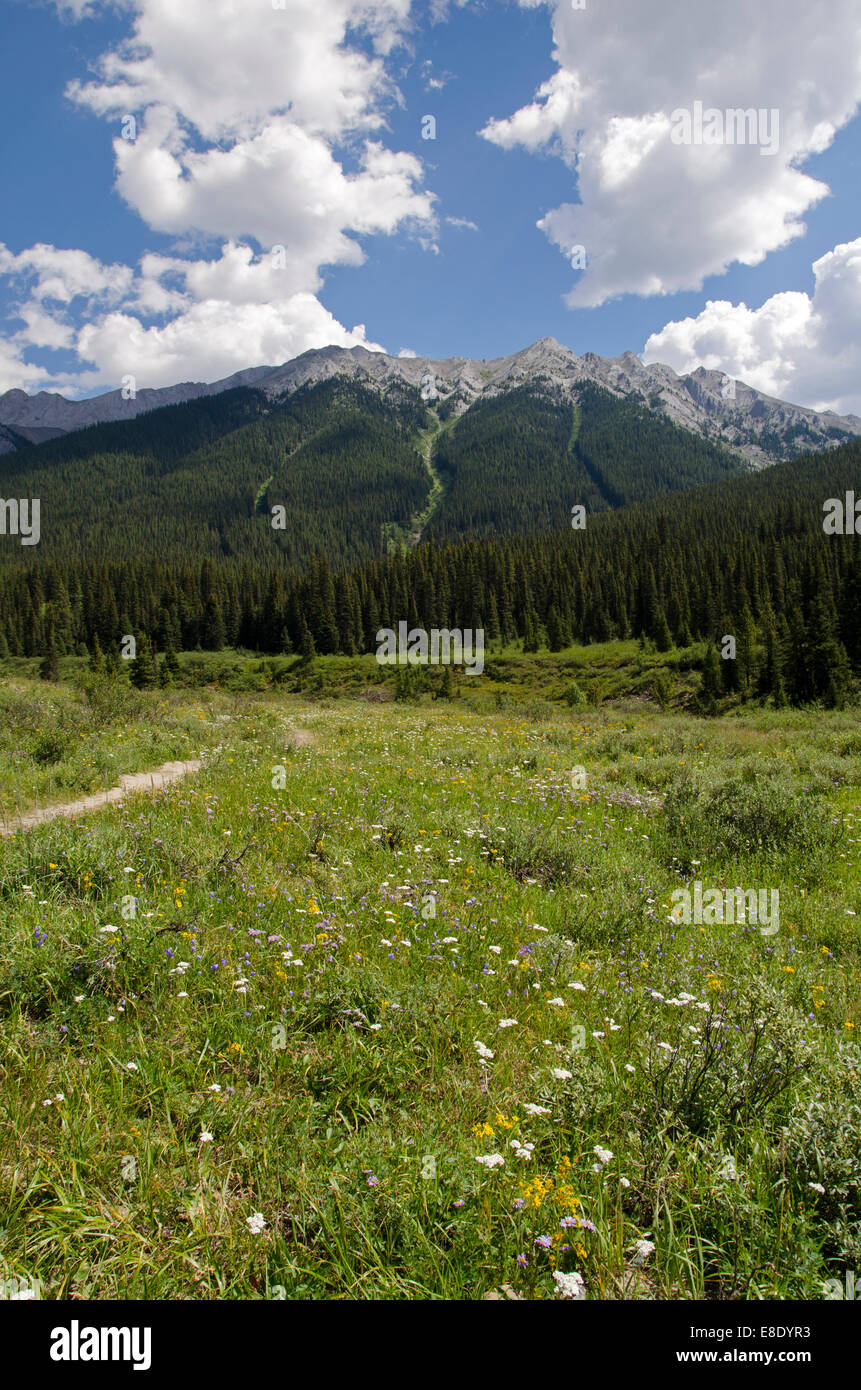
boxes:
[285,728,316,747]
[1,759,202,837]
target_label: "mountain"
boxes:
[2,338,859,465]
[0,370,743,571]
[1,431,858,712]
[0,366,274,454]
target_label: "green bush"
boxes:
[660,774,843,872]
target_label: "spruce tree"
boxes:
[89,633,106,676]
[129,633,155,689]
[40,616,60,682]
[700,643,723,709]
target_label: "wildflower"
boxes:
[246,1213,267,1235]
[551,1068,572,1081]
[568,981,586,991]
[593,1146,613,1165]
[512,1199,526,1211]
[498,1018,518,1029]
[534,1234,553,1249]
[807,1182,825,1195]
[474,1040,495,1061]
[125,1062,139,1072]
[631,1239,655,1265]
[199,1131,213,1143]
[475,1153,505,1169]
[548,998,565,1007]
[620,1177,631,1188]
[523,1103,551,1116]
[516,1253,529,1268]
[553,1270,585,1300]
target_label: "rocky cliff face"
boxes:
[3,339,858,465]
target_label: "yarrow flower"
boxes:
[246,1213,266,1235]
[551,1068,573,1081]
[593,1146,613,1165]
[474,1040,495,1061]
[523,1104,551,1116]
[631,1239,655,1266]
[475,1153,505,1169]
[553,1270,585,1300]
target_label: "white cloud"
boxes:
[644,238,861,417]
[64,0,435,266]
[481,0,861,307]
[108,114,433,279]
[76,292,384,389]
[67,0,412,140]
[0,338,53,395]
[0,0,441,394]
[0,243,132,306]
[0,242,385,393]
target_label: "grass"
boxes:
[0,675,858,1300]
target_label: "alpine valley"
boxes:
[0,337,858,709]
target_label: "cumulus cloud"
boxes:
[0,241,385,393]
[480,0,861,307]
[64,0,435,264]
[0,0,439,393]
[644,239,861,417]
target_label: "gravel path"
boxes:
[0,759,202,837]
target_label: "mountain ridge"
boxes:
[2,338,859,466]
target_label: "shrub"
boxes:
[660,774,843,873]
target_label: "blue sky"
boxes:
[1,0,860,411]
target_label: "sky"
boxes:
[1,0,861,412]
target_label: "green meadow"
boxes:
[0,663,859,1300]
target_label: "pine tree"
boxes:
[546,605,566,652]
[40,616,60,682]
[700,643,723,709]
[89,633,106,675]
[129,632,155,689]
[652,605,674,653]
[160,643,181,687]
